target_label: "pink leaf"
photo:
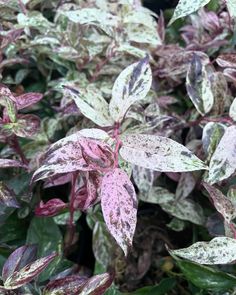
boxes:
[0,158,27,168]
[79,272,114,295]
[12,114,40,138]
[4,252,57,290]
[203,182,236,223]
[43,275,87,295]
[101,168,137,256]
[13,92,43,110]
[35,199,67,217]
[2,245,37,282]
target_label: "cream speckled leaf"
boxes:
[109,56,152,122]
[169,0,211,25]
[208,126,236,184]
[229,98,236,121]
[64,85,113,127]
[171,237,236,264]
[120,134,208,172]
[186,54,214,116]
[176,172,196,200]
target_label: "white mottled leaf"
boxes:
[64,85,113,127]
[120,134,208,172]
[101,168,137,256]
[169,0,211,25]
[202,122,226,161]
[141,187,204,225]
[171,237,236,264]
[203,182,236,223]
[176,172,196,200]
[208,126,236,184]
[226,0,236,19]
[109,56,152,122]
[186,54,214,116]
[229,98,236,121]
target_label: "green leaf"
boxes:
[128,278,176,295]
[169,0,211,25]
[26,217,63,282]
[174,256,236,291]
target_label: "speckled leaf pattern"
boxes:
[132,165,157,196]
[202,122,226,161]
[35,199,67,217]
[0,158,26,168]
[186,54,214,116]
[169,0,211,25]
[64,85,113,127]
[175,173,196,200]
[2,245,37,282]
[101,168,137,256]
[0,182,20,208]
[207,126,236,184]
[203,182,236,223]
[141,187,205,225]
[109,56,152,122]
[171,237,236,264]
[120,134,207,172]
[4,252,57,290]
[229,98,236,121]
[32,133,114,182]
[79,272,113,295]
[210,72,227,115]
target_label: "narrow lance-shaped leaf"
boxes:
[186,54,214,116]
[64,85,114,127]
[0,158,27,169]
[0,182,20,208]
[4,252,57,290]
[13,92,43,110]
[79,272,114,295]
[207,125,236,184]
[109,56,152,122]
[2,245,37,282]
[216,54,236,68]
[120,134,207,172]
[101,168,137,256]
[229,98,236,121]
[35,199,67,217]
[169,0,211,25]
[203,182,236,223]
[43,275,87,295]
[171,237,236,264]
[175,172,196,201]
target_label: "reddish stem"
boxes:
[188,116,234,127]
[9,135,29,166]
[18,0,27,14]
[229,223,236,239]
[66,172,78,249]
[113,122,122,168]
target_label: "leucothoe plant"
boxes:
[32,56,208,256]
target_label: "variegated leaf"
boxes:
[101,168,137,256]
[186,54,214,116]
[0,158,26,168]
[216,54,236,68]
[203,182,236,223]
[229,98,236,121]
[171,237,236,264]
[2,245,37,282]
[120,134,207,172]
[4,253,57,290]
[210,72,227,115]
[35,199,67,217]
[202,122,226,161]
[175,172,196,200]
[109,56,152,122]
[0,182,20,208]
[169,0,211,25]
[141,187,204,225]
[226,0,236,20]
[207,126,236,184]
[79,272,114,295]
[64,85,113,127]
